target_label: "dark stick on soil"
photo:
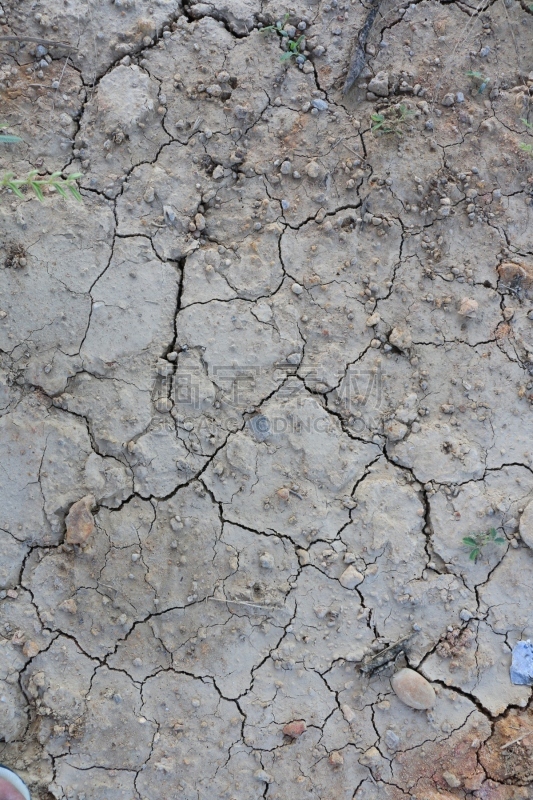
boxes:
[360,633,415,674]
[343,0,381,94]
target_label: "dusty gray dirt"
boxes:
[0,0,533,798]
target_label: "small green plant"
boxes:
[462,527,505,563]
[370,104,413,136]
[0,124,21,144]
[466,71,490,94]
[261,13,306,64]
[261,12,290,34]
[519,118,533,156]
[0,124,82,201]
[1,170,83,201]
[280,34,306,61]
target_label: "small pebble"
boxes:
[254,770,272,784]
[458,297,478,317]
[259,552,274,569]
[341,703,356,722]
[339,565,363,589]
[519,500,533,549]
[510,640,533,685]
[391,668,436,709]
[282,720,306,738]
[65,495,96,547]
[384,729,400,751]
[367,71,389,97]
[143,186,155,203]
[22,640,40,658]
[443,772,461,788]
[366,312,380,327]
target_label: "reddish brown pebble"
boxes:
[65,494,96,546]
[329,751,344,767]
[282,720,307,738]
[498,261,533,290]
[22,640,40,658]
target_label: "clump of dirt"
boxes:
[3,243,26,269]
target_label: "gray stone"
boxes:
[510,640,533,685]
[367,71,389,96]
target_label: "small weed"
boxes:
[261,13,306,65]
[462,527,505,562]
[261,12,290,34]
[0,124,21,144]
[519,118,533,156]
[466,71,490,94]
[1,170,83,201]
[280,35,306,62]
[370,104,413,136]
[0,124,82,201]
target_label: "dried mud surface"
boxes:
[1,0,533,798]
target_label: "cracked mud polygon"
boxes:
[0,0,533,798]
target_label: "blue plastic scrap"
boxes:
[510,640,533,685]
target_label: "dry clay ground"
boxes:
[1,0,533,798]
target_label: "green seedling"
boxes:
[370,104,413,135]
[261,13,306,64]
[280,34,306,61]
[462,527,505,563]
[1,170,83,201]
[519,118,533,155]
[466,71,490,94]
[0,124,21,144]
[0,124,82,201]
[261,12,290,33]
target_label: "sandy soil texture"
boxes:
[1,0,533,798]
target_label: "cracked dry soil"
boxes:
[0,0,533,798]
